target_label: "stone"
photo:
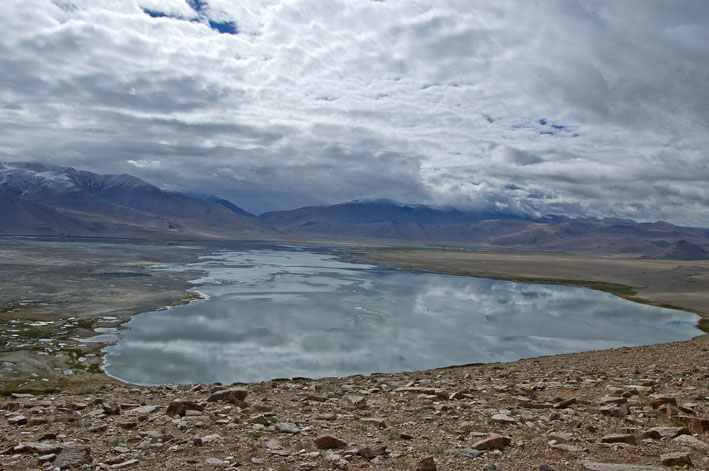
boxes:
[472,435,512,451]
[14,442,63,454]
[125,405,159,416]
[539,465,556,471]
[205,457,225,466]
[599,404,630,417]
[483,465,497,471]
[201,434,221,444]
[111,459,139,469]
[554,398,577,409]
[673,434,709,450]
[275,422,300,433]
[601,396,627,405]
[54,444,92,469]
[648,396,677,408]
[38,453,56,463]
[314,435,347,449]
[207,387,248,404]
[8,415,27,425]
[672,415,709,434]
[660,452,692,467]
[491,413,516,424]
[414,456,437,471]
[600,434,634,444]
[250,414,271,426]
[324,452,349,470]
[266,438,283,450]
[581,461,663,471]
[102,402,121,415]
[357,445,387,459]
[647,426,689,438]
[166,399,204,417]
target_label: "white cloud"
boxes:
[1,0,708,225]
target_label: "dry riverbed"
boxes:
[1,239,707,470]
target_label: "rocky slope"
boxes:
[2,334,707,471]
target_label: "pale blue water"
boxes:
[103,248,701,385]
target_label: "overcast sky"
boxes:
[1,1,708,224]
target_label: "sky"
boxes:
[1,1,708,224]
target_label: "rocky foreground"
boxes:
[2,334,708,471]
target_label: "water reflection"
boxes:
[104,249,700,385]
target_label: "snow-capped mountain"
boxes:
[0,161,270,239]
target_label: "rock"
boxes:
[640,429,662,440]
[205,457,225,466]
[275,422,300,433]
[111,459,139,469]
[207,387,248,404]
[599,404,630,417]
[8,415,27,425]
[314,435,346,449]
[647,426,689,438]
[660,452,692,467]
[581,461,663,471]
[483,465,497,471]
[166,399,204,417]
[539,465,556,471]
[472,435,512,451]
[600,434,635,444]
[324,452,349,470]
[201,434,221,444]
[357,445,387,459]
[648,396,677,408]
[395,387,449,399]
[102,402,121,415]
[554,398,577,409]
[518,402,554,409]
[673,434,709,450]
[414,456,437,471]
[118,420,138,430]
[266,438,283,450]
[343,395,366,408]
[125,405,159,416]
[491,413,516,424]
[547,432,574,443]
[14,442,63,454]
[54,444,92,469]
[400,433,414,440]
[601,396,627,405]
[38,453,56,463]
[671,415,709,434]
[249,414,271,426]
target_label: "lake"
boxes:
[103,248,701,385]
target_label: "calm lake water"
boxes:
[104,248,701,385]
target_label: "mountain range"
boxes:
[2,161,708,259]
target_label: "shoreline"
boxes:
[3,239,708,393]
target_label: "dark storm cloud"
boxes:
[1,0,708,223]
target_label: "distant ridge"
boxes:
[0,161,270,239]
[2,161,708,258]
